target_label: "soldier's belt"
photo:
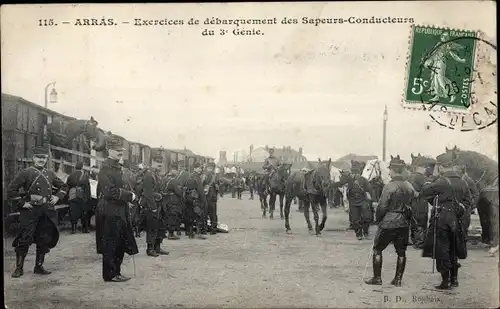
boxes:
[30,194,48,206]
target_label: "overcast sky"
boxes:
[1,2,497,162]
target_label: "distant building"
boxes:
[246,145,308,163]
[336,153,378,162]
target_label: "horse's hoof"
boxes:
[285,229,292,234]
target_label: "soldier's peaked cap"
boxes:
[389,155,406,169]
[32,145,50,155]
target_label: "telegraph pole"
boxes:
[383,105,388,162]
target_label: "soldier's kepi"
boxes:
[420,150,471,290]
[365,155,416,287]
[7,145,69,278]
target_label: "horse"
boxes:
[361,159,391,202]
[328,165,346,209]
[256,173,269,217]
[442,146,499,254]
[268,163,292,219]
[48,118,109,152]
[284,159,333,235]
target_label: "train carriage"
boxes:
[2,93,214,234]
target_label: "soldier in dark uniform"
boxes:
[408,157,436,248]
[262,148,281,190]
[67,161,92,234]
[336,161,375,240]
[247,172,255,200]
[7,145,68,278]
[184,162,208,239]
[420,151,471,290]
[95,147,138,282]
[140,165,168,257]
[202,162,220,235]
[235,174,244,200]
[161,162,183,240]
[365,155,416,287]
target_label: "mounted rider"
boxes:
[262,147,281,190]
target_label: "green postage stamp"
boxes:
[403,25,478,113]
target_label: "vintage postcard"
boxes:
[1,2,498,309]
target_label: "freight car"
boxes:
[2,93,214,234]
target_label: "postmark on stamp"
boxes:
[403,25,478,112]
[403,24,497,131]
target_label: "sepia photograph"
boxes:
[1,2,498,308]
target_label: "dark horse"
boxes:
[268,163,292,220]
[256,173,269,217]
[284,159,332,235]
[442,146,499,253]
[48,118,109,152]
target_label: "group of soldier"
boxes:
[5,143,480,290]
[256,147,475,290]
[330,153,473,290]
[7,144,221,283]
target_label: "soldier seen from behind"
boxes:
[202,161,220,235]
[184,162,208,239]
[161,162,183,240]
[67,161,92,234]
[336,160,375,240]
[140,164,169,257]
[420,151,471,290]
[408,156,436,248]
[95,146,139,282]
[8,145,69,278]
[365,155,416,287]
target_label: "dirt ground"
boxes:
[4,193,499,309]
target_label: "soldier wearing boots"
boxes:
[140,165,169,257]
[408,157,436,248]
[365,155,416,287]
[420,151,470,290]
[7,145,68,278]
[336,161,374,240]
[202,162,220,235]
[66,161,92,234]
[95,147,138,282]
[184,162,208,239]
[161,163,183,240]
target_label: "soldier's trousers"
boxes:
[184,201,206,233]
[374,227,409,256]
[350,202,372,237]
[166,203,183,233]
[102,243,125,281]
[208,200,218,230]
[69,199,90,226]
[14,205,57,255]
[145,208,166,245]
[249,186,254,199]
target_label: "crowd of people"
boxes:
[6,144,221,283]
[5,143,491,291]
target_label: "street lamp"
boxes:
[382,105,388,162]
[44,82,57,108]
